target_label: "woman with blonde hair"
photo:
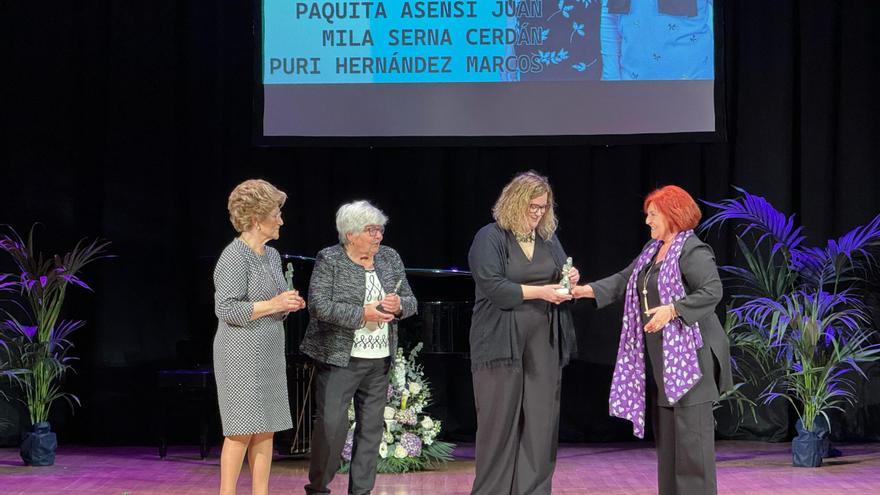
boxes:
[213,179,305,495]
[467,171,579,495]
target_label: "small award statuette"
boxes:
[284,262,295,291]
[377,279,403,314]
[556,257,573,295]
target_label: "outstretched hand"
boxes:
[571,284,595,299]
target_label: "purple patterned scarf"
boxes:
[609,230,704,438]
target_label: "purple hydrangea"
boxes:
[341,429,354,462]
[387,383,394,400]
[395,408,417,426]
[399,432,422,457]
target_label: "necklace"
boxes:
[514,231,535,243]
[345,246,374,269]
[642,260,657,314]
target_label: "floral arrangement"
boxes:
[339,343,454,474]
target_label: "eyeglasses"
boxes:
[364,225,385,236]
[528,203,549,214]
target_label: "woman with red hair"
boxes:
[573,185,732,495]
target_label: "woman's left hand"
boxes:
[568,267,580,287]
[644,304,676,333]
[289,291,307,313]
[380,293,401,315]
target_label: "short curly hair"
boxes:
[643,185,702,232]
[335,200,388,244]
[492,171,558,240]
[227,179,287,233]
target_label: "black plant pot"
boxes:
[792,419,824,467]
[20,421,57,466]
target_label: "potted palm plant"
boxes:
[1,274,27,433]
[702,188,880,467]
[2,274,27,433]
[0,226,108,466]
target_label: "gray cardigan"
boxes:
[468,222,577,370]
[590,234,733,396]
[300,244,417,367]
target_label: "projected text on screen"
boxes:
[260,0,717,138]
[264,0,713,84]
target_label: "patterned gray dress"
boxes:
[213,238,292,436]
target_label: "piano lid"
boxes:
[404,267,471,277]
[280,254,470,277]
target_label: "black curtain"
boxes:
[2,1,879,445]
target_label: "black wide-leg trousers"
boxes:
[471,321,561,495]
[306,357,390,495]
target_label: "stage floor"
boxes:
[2,441,879,494]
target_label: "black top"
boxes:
[507,236,555,310]
[507,235,556,340]
[468,223,577,371]
[637,254,722,406]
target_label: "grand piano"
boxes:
[277,254,476,455]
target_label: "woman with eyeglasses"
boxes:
[301,200,417,495]
[467,171,578,495]
[213,179,306,495]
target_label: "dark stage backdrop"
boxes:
[2,1,880,446]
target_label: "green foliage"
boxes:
[703,190,880,433]
[0,225,108,425]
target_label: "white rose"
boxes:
[394,444,408,459]
[420,417,434,430]
[408,382,422,395]
[383,406,396,420]
[383,431,394,443]
[379,442,388,459]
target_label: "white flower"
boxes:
[408,381,422,395]
[420,416,434,430]
[394,365,406,385]
[394,444,408,459]
[379,442,388,459]
[383,431,394,443]
[383,406,396,420]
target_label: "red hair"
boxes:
[643,185,702,232]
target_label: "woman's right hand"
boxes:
[272,290,305,313]
[571,284,595,299]
[525,284,572,304]
[364,301,395,323]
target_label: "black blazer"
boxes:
[591,234,733,400]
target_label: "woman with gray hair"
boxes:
[301,200,417,495]
[213,179,305,495]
